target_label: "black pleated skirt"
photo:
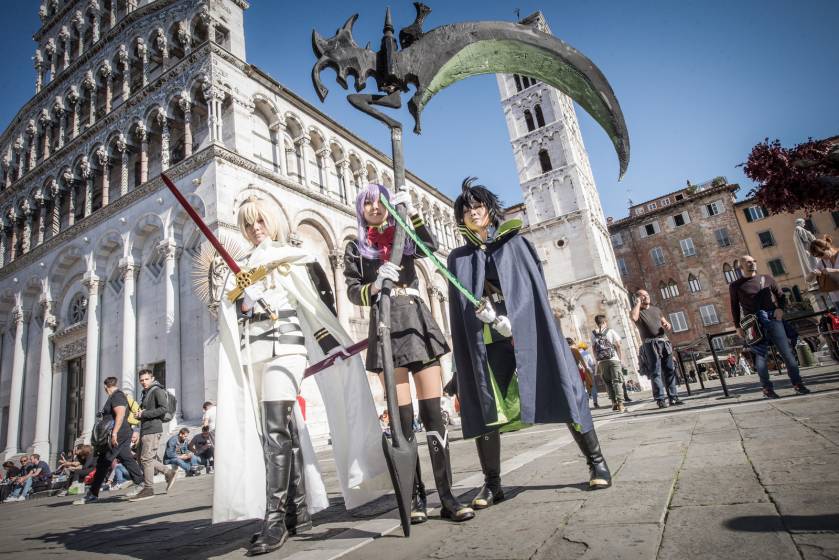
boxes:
[365,294,450,372]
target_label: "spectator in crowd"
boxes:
[379,410,391,438]
[128,369,177,501]
[57,445,95,496]
[688,369,697,383]
[1,459,24,502]
[4,454,50,502]
[189,426,215,474]
[75,377,145,505]
[591,314,627,413]
[202,401,216,434]
[730,255,810,398]
[738,352,753,376]
[165,428,200,476]
[726,354,737,378]
[631,289,683,408]
[103,458,133,492]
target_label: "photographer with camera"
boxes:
[631,290,683,409]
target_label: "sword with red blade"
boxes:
[160,173,277,320]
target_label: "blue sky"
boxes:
[1,1,837,219]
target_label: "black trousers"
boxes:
[89,438,143,496]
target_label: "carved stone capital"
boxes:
[26,120,38,136]
[45,39,56,56]
[33,49,44,69]
[62,169,75,185]
[79,156,92,179]
[95,146,109,167]
[117,44,130,65]
[12,306,28,324]
[82,272,101,294]
[66,86,79,105]
[176,21,191,47]
[114,133,128,153]
[39,108,51,127]
[135,122,147,142]
[329,249,345,269]
[286,232,302,247]
[82,70,96,90]
[156,239,179,261]
[119,257,139,280]
[99,61,112,79]
[178,95,192,114]
[136,38,147,57]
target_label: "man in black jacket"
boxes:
[128,369,176,501]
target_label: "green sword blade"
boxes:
[380,194,481,307]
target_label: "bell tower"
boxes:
[497,12,641,378]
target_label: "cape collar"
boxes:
[457,219,522,249]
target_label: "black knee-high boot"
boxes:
[399,404,427,524]
[284,411,312,535]
[472,430,504,509]
[247,401,295,557]
[567,425,612,489]
[417,398,475,522]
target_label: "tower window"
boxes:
[524,110,535,132]
[538,149,552,173]
[514,74,522,92]
[534,104,545,128]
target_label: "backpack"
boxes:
[91,414,114,450]
[156,387,177,423]
[126,396,141,427]
[592,329,616,361]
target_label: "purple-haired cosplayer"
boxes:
[343,184,474,524]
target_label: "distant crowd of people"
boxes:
[1,369,217,505]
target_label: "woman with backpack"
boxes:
[809,235,839,311]
[591,315,628,413]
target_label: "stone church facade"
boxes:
[0,0,459,464]
[497,13,642,383]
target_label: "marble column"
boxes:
[21,205,33,254]
[49,182,60,237]
[36,197,46,246]
[296,136,311,186]
[203,83,225,143]
[137,39,148,88]
[136,124,148,183]
[159,115,170,171]
[0,227,6,267]
[45,40,57,83]
[67,90,80,138]
[118,45,131,100]
[117,137,129,196]
[54,105,66,149]
[159,240,182,422]
[119,258,138,395]
[81,273,101,443]
[67,181,76,227]
[329,250,351,329]
[59,28,70,70]
[34,51,44,94]
[2,306,29,458]
[101,63,113,114]
[81,158,93,217]
[31,298,56,459]
[98,150,110,207]
[182,106,193,158]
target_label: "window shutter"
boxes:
[715,200,726,214]
[638,225,647,238]
[701,205,709,218]
[666,216,675,229]
[682,211,691,224]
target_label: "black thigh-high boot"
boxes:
[567,425,612,489]
[284,410,312,535]
[417,398,475,522]
[247,400,295,557]
[471,430,504,509]
[399,404,427,524]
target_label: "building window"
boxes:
[700,304,720,326]
[675,194,684,201]
[680,238,696,257]
[705,200,723,217]
[524,109,535,132]
[743,205,768,222]
[538,149,552,173]
[757,230,775,248]
[648,202,657,211]
[723,263,738,283]
[662,198,671,206]
[611,232,624,247]
[534,104,545,128]
[715,228,731,247]
[659,282,669,300]
[672,211,690,227]
[660,280,678,300]
[711,337,725,351]
[617,257,628,276]
[650,246,666,267]
[669,311,689,332]
[68,293,88,324]
[640,221,660,238]
[688,274,701,292]
[768,258,786,276]
[514,74,522,92]
[635,207,645,215]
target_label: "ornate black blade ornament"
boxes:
[311,4,631,537]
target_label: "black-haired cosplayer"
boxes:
[344,183,475,524]
[447,178,611,508]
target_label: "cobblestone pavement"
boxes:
[1,366,838,560]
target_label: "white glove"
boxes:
[242,284,267,311]
[475,301,497,324]
[493,315,512,338]
[390,187,416,216]
[373,261,401,291]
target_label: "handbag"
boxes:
[740,314,763,346]
[817,256,839,292]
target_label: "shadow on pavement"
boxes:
[726,514,839,532]
[27,506,255,560]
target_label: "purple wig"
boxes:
[354,183,415,259]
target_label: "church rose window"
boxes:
[69,293,88,324]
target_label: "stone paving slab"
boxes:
[537,522,663,560]
[659,503,801,560]
[765,483,839,533]
[671,464,769,507]
[794,533,839,560]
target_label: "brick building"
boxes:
[608,178,749,351]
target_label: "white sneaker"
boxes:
[115,481,133,491]
[125,484,145,498]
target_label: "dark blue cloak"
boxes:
[447,225,593,439]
